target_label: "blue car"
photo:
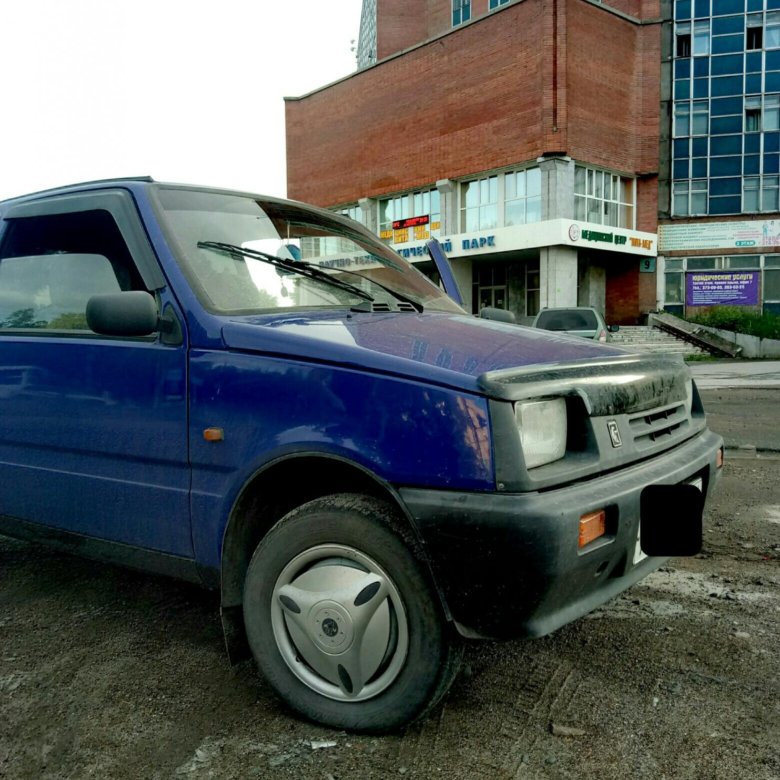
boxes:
[0,179,723,732]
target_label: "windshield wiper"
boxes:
[198,241,375,303]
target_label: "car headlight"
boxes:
[514,398,567,469]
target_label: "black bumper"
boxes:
[400,429,723,640]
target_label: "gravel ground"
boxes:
[1,456,778,780]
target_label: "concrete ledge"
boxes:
[649,312,742,358]
[692,323,780,359]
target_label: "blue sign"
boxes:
[686,271,760,307]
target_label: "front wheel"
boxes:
[242,494,462,732]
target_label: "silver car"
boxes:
[531,306,618,342]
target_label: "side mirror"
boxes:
[480,306,516,324]
[608,324,620,333]
[86,291,159,336]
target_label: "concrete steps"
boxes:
[608,325,708,357]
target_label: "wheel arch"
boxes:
[218,453,449,663]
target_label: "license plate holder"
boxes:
[634,477,704,564]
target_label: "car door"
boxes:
[0,190,192,557]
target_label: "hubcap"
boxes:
[271,545,409,702]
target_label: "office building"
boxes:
[661,0,780,316]
[285,1,663,323]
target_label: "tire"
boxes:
[242,493,462,733]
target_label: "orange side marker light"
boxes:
[203,427,225,442]
[579,509,606,549]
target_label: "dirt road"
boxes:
[1,454,778,779]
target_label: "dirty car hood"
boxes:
[221,311,629,393]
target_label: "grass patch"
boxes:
[685,307,780,340]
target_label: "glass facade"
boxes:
[356,0,377,69]
[672,1,780,216]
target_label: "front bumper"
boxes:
[400,429,723,640]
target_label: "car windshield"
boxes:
[536,309,599,331]
[154,187,464,315]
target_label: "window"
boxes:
[489,0,510,7]
[744,94,780,132]
[574,166,635,228]
[693,20,710,56]
[692,100,709,134]
[0,209,146,330]
[747,18,763,50]
[746,102,762,132]
[744,176,760,210]
[452,0,471,26]
[766,269,780,300]
[504,168,541,226]
[675,102,691,136]
[664,273,684,304]
[767,11,780,49]
[677,23,692,57]
[766,94,780,130]
[378,189,440,244]
[472,263,507,314]
[338,205,362,224]
[0,253,121,330]
[673,179,707,216]
[461,176,498,231]
[526,260,540,316]
[764,176,780,210]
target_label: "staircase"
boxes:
[608,325,709,357]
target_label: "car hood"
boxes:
[221,311,627,394]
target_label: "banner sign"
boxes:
[686,271,760,306]
[660,220,780,251]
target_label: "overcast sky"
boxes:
[1,0,363,201]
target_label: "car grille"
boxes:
[627,400,691,449]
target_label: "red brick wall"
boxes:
[377,0,516,59]
[606,261,640,324]
[376,1,430,61]
[603,0,661,20]
[286,1,547,206]
[564,2,659,172]
[374,0,662,62]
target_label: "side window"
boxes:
[0,209,146,331]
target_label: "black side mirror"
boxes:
[86,291,159,336]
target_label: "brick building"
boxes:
[285,0,665,324]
